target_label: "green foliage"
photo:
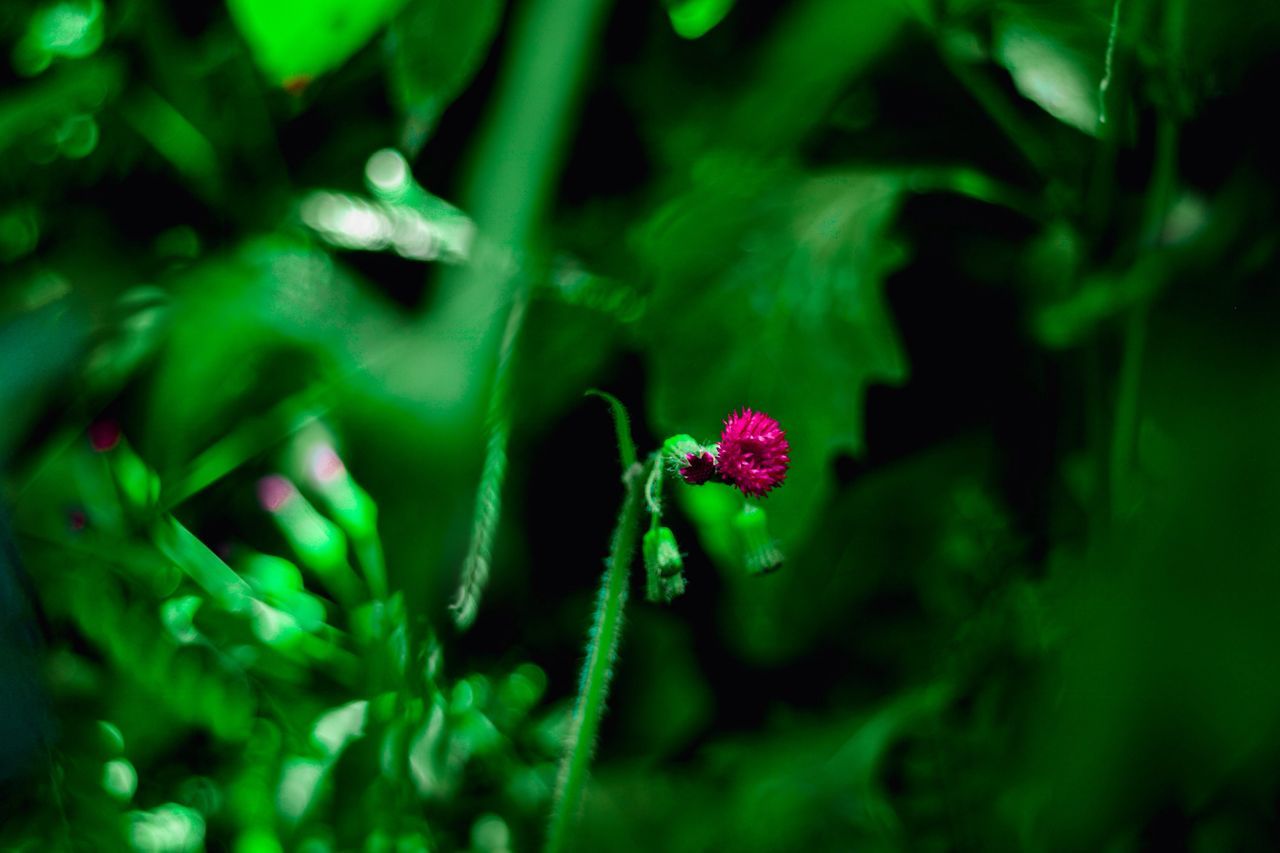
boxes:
[227,0,411,85]
[386,0,505,152]
[662,0,736,40]
[643,165,907,545]
[3,0,1280,849]
[992,1,1112,135]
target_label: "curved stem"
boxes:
[1110,116,1177,521]
[546,453,651,853]
[451,290,528,630]
[1097,0,1125,127]
[584,389,637,470]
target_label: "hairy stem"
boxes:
[546,398,648,852]
[452,291,528,630]
[546,459,647,851]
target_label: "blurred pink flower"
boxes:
[257,475,297,513]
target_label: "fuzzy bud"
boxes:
[733,504,783,575]
[643,526,687,603]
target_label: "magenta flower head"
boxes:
[679,450,717,485]
[715,409,790,498]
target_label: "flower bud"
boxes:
[661,434,719,486]
[733,504,783,575]
[643,526,687,603]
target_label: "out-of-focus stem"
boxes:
[451,290,527,630]
[445,0,612,623]
[1110,116,1177,519]
[419,0,613,419]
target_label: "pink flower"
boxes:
[715,409,789,498]
[678,451,717,485]
[308,445,346,485]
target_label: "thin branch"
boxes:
[451,290,528,630]
[1098,0,1125,127]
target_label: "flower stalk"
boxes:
[547,393,650,853]
[547,398,788,850]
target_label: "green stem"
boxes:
[584,390,637,470]
[1109,116,1177,520]
[451,290,528,630]
[421,0,613,422]
[904,166,1045,221]
[1109,306,1147,518]
[546,451,650,853]
[1097,0,1125,127]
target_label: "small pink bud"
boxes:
[256,475,297,513]
[88,420,120,452]
[309,445,345,484]
[678,451,717,485]
[715,409,790,498]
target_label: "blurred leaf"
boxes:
[663,0,736,39]
[720,0,906,154]
[152,517,254,614]
[611,612,712,758]
[993,4,1108,136]
[11,0,104,76]
[509,298,621,429]
[227,0,411,86]
[126,802,205,852]
[298,188,473,263]
[0,56,122,157]
[119,88,220,201]
[141,237,401,475]
[0,298,87,463]
[1159,0,1280,112]
[385,0,504,152]
[642,161,908,545]
[160,594,203,644]
[580,683,951,853]
[693,438,997,664]
[1024,327,1280,847]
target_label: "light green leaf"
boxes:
[12,0,104,76]
[993,6,1108,136]
[227,0,411,86]
[664,0,736,39]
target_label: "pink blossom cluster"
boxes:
[679,409,790,498]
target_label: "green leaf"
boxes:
[12,0,105,76]
[663,0,736,39]
[993,4,1109,136]
[386,0,504,151]
[227,0,411,86]
[641,160,908,546]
